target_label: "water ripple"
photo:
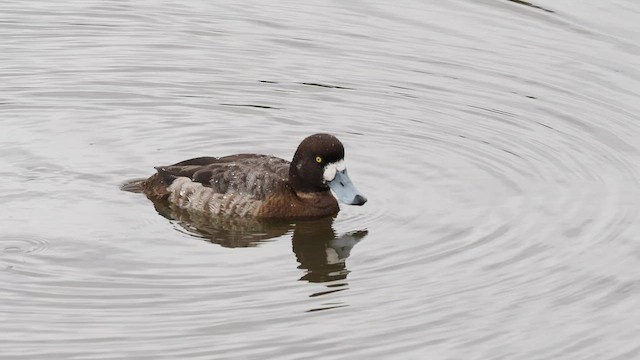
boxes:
[2,0,640,359]
[2,235,50,255]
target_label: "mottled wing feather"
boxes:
[155,165,200,183]
[173,156,221,166]
[155,156,224,183]
[155,154,290,200]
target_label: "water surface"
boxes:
[2,0,640,359]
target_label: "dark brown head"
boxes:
[289,134,367,206]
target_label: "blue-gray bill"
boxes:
[328,170,367,206]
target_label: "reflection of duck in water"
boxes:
[292,217,367,283]
[123,133,366,219]
[147,197,366,282]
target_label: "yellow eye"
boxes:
[315,156,323,163]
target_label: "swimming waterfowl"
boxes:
[137,133,367,219]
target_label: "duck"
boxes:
[135,133,367,219]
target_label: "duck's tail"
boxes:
[120,178,147,193]
[121,173,171,199]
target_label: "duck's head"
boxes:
[289,133,367,206]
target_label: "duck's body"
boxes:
[136,134,366,219]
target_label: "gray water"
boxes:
[2,1,640,359]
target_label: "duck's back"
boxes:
[143,154,291,216]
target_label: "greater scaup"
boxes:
[133,133,367,219]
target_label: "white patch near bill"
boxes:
[323,159,345,182]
